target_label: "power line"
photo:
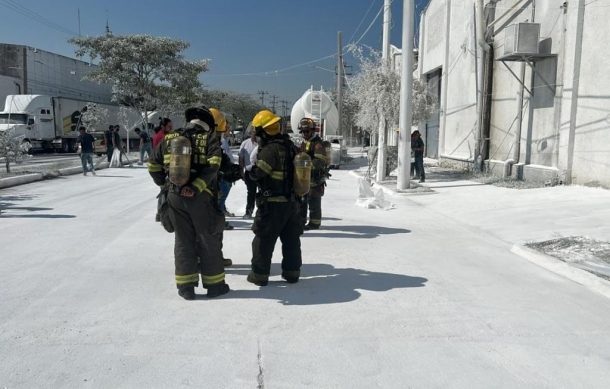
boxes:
[348,0,380,43]
[0,0,78,36]
[352,3,385,46]
[208,54,336,77]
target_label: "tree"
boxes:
[80,102,108,132]
[346,45,437,174]
[0,127,29,173]
[118,106,140,154]
[197,89,263,127]
[346,45,402,143]
[69,34,208,131]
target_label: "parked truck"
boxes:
[0,95,142,153]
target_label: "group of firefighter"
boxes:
[147,106,331,300]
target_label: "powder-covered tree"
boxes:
[80,102,108,132]
[346,45,437,175]
[0,127,29,173]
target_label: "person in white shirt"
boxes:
[239,127,259,218]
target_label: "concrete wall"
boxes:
[563,1,610,186]
[418,0,610,187]
[418,0,479,161]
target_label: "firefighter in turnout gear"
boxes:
[148,106,230,300]
[298,117,329,230]
[247,109,303,286]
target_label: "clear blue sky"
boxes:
[0,0,429,104]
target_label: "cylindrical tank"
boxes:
[290,88,339,136]
[293,152,312,196]
[169,136,192,186]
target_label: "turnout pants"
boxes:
[168,192,225,288]
[251,200,303,281]
[300,185,324,226]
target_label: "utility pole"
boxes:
[280,100,289,118]
[270,95,278,113]
[258,90,268,106]
[397,0,414,190]
[337,31,343,142]
[376,0,392,181]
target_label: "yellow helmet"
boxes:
[209,108,227,132]
[252,109,281,135]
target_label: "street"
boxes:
[1,163,610,388]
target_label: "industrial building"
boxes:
[416,0,610,187]
[0,43,112,106]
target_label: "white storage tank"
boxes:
[290,87,339,136]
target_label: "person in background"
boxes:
[104,125,114,162]
[153,118,173,149]
[134,127,152,165]
[238,127,258,219]
[219,125,236,218]
[112,125,124,167]
[76,127,96,176]
[411,130,425,183]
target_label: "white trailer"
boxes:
[0,95,140,153]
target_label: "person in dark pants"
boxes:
[148,106,229,300]
[76,127,96,176]
[247,109,303,286]
[411,130,425,182]
[134,127,152,165]
[104,125,114,162]
[239,127,258,219]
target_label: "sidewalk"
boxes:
[370,161,610,294]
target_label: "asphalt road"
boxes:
[1,166,609,388]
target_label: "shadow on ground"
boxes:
[221,264,427,305]
[0,194,75,218]
[302,225,410,239]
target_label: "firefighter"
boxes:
[148,106,229,300]
[247,109,303,286]
[298,117,329,230]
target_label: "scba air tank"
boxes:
[169,136,192,186]
[293,152,312,196]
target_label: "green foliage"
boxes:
[69,34,208,126]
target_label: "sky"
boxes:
[0,0,430,105]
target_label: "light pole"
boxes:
[376,0,392,182]
[397,0,414,190]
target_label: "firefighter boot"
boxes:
[178,285,195,300]
[304,223,320,230]
[207,282,230,298]
[247,271,269,287]
[281,270,300,284]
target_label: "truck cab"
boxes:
[0,95,55,151]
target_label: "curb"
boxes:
[0,173,45,189]
[348,170,434,196]
[511,244,610,300]
[0,158,131,190]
